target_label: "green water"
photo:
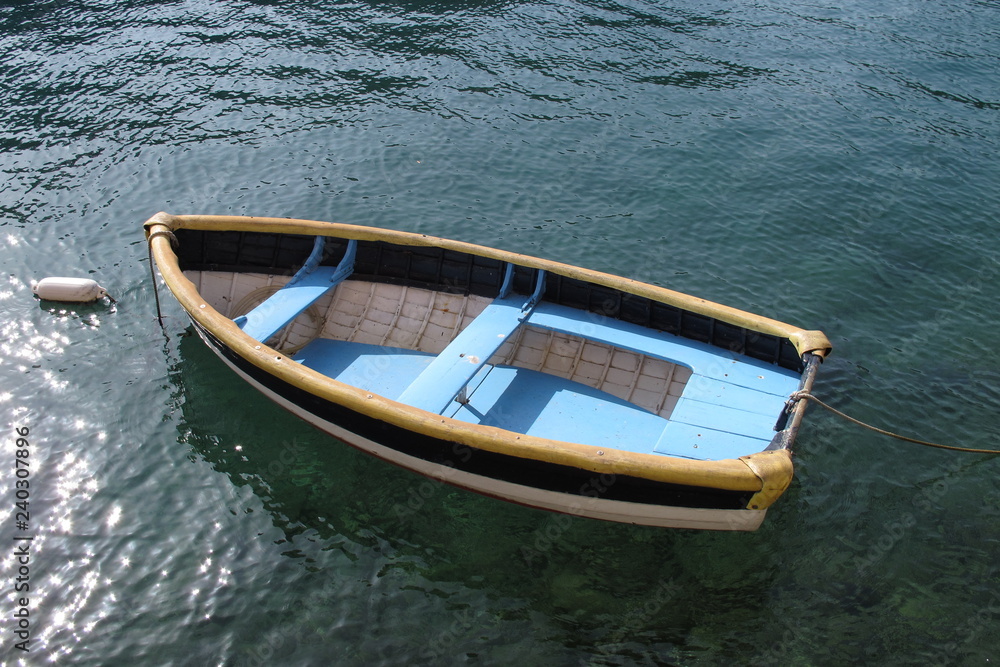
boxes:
[1,0,998,664]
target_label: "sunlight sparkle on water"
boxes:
[41,369,69,391]
[51,450,100,535]
[28,333,69,358]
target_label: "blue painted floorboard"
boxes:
[293,339,434,401]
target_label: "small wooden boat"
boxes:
[145,213,831,531]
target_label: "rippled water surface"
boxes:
[2,0,999,664]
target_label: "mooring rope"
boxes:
[791,391,1000,455]
[146,230,177,327]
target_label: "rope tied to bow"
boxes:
[789,390,1000,455]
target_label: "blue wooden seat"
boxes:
[396,267,546,415]
[236,238,356,343]
[524,301,800,396]
[522,301,801,459]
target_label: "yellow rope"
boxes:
[792,391,1000,455]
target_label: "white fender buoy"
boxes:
[33,277,115,304]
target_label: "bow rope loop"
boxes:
[146,229,178,327]
[790,391,1000,455]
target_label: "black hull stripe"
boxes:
[193,321,753,511]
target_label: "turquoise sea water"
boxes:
[2,0,999,663]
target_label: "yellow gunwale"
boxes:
[145,212,829,506]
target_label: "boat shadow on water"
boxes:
[170,328,798,653]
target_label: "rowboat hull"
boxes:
[146,213,830,531]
